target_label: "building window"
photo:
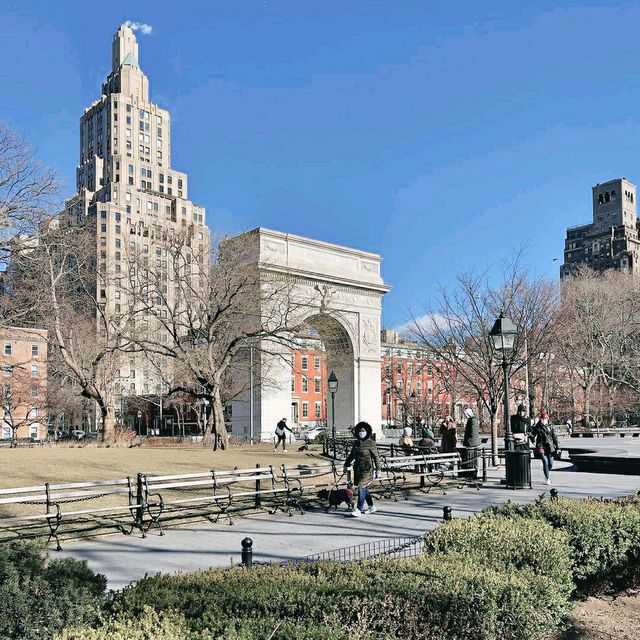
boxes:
[314,356,321,371]
[29,406,37,419]
[3,344,11,356]
[3,365,12,377]
[302,402,309,418]
[301,356,308,370]
[302,377,308,393]
[315,402,321,419]
[291,377,295,392]
[314,377,321,393]
[31,364,39,377]
[31,344,39,358]
[31,385,38,397]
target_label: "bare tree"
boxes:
[129,232,316,449]
[0,362,43,446]
[409,258,558,463]
[13,225,138,443]
[557,267,640,426]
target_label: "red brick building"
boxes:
[0,327,48,442]
[290,338,327,429]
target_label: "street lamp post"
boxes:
[136,410,143,436]
[489,312,518,452]
[409,391,417,428]
[328,371,338,458]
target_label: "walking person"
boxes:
[530,410,559,485]
[343,422,382,517]
[439,415,457,453]
[274,417,292,452]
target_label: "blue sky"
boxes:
[1,1,637,327]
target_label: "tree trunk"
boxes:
[212,387,228,451]
[99,401,116,444]
[203,410,214,447]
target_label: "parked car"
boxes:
[299,426,327,443]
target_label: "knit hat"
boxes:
[403,427,412,436]
[517,404,526,413]
[540,410,549,419]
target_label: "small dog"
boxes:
[297,444,309,452]
[317,488,354,512]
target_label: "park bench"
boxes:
[380,451,480,500]
[141,465,292,527]
[0,478,141,550]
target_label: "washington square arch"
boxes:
[230,228,390,442]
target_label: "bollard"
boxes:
[241,537,253,568]
[550,488,559,501]
[442,506,452,522]
[482,449,488,483]
[255,464,261,509]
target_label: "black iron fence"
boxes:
[299,535,426,563]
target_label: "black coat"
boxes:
[510,414,531,435]
[463,416,480,448]
[530,421,559,454]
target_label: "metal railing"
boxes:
[299,535,426,563]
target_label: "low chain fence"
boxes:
[247,534,426,569]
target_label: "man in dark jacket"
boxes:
[510,404,531,450]
[344,422,381,517]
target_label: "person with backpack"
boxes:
[274,418,292,452]
[343,422,382,517]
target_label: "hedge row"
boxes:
[484,495,640,594]
[57,513,573,640]
[0,541,106,640]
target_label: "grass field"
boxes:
[0,443,323,489]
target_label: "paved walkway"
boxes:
[60,457,640,590]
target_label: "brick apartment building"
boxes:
[290,329,474,431]
[290,337,327,429]
[0,327,48,441]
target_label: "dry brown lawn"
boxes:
[0,443,322,489]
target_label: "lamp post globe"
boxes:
[489,312,518,452]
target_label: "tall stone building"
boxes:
[62,24,209,405]
[561,178,640,277]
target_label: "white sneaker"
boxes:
[365,505,378,514]
[349,508,361,518]
[546,478,551,485]
[283,449,288,453]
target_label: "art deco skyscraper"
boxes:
[64,24,209,399]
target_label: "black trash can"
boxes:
[504,449,532,489]
[456,446,480,479]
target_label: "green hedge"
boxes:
[0,541,107,640]
[423,513,574,596]
[484,496,640,594]
[101,552,569,640]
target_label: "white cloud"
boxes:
[395,313,450,338]
[125,21,153,35]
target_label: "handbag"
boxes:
[534,446,544,459]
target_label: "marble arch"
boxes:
[230,228,391,441]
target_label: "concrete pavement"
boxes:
[60,455,640,590]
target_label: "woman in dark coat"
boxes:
[439,416,457,453]
[344,421,381,517]
[530,410,559,485]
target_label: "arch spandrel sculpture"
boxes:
[230,228,391,441]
